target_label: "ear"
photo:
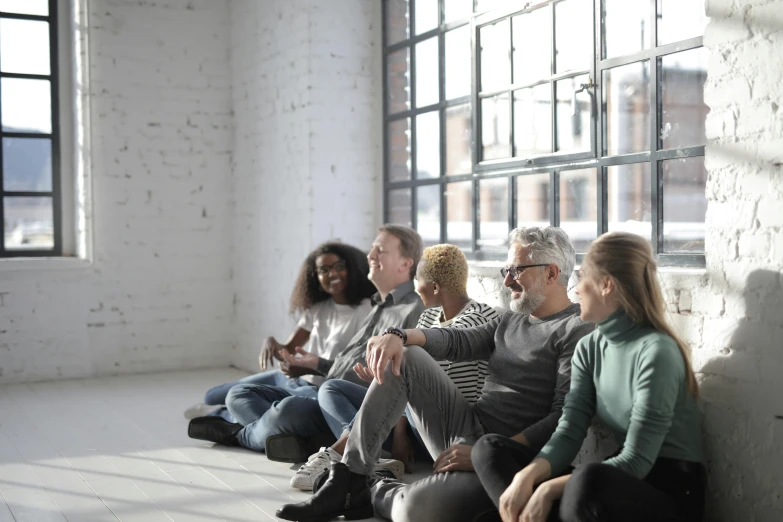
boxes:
[400,257,414,275]
[546,264,561,285]
[433,282,440,295]
[600,276,615,296]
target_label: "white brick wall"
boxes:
[0,0,235,383]
[229,0,382,372]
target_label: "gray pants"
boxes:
[343,346,494,521]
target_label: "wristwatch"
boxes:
[382,326,407,344]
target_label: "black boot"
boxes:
[187,416,241,446]
[265,431,337,463]
[276,462,373,522]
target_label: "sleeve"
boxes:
[316,357,334,375]
[296,306,316,332]
[603,340,685,478]
[535,337,597,474]
[421,315,501,362]
[522,320,596,451]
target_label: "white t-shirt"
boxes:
[416,300,499,404]
[296,297,372,384]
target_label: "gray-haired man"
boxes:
[276,226,595,522]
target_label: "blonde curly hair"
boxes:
[418,244,469,295]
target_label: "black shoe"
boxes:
[265,432,337,463]
[276,462,373,522]
[187,416,241,446]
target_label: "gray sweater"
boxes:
[421,303,594,451]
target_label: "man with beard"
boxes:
[275,227,595,522]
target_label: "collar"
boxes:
[596,308,639,343]
[371,280,416,306]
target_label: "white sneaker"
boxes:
[289,447,342,491]
[183,402,223,420]
[374,458,404,480]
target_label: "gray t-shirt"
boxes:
[421,303,594,451]
[318,280,424,387]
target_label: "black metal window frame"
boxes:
[0,0,62,258]
[382,0,707,267]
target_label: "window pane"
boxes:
[512,8,550,85]
[387,48,411,114]
[446,181,472,249]
[663,156,706,253]
[603,0,650,59]
[388,188,412,226]
[479,177,509,251]
[415,0,439,34]
[2,138,52,191]
[657,0,708,45]
[560,168,598,252]
[0,0,47,15]
[385,0,409,45]
[445,104,472,176]
[555,0,592,73]
[417,185,441,246]
[4,196,53,250]
[387,118,411,182]
[481,94,511,160]
[1,78,52,133]
[416,37,439,107]
[480,19,511,93]
[445,0,472,22]
[513,84,552,157]
[0,19,50,75]
[660,48,709,149]
[516,173,550,227]
[445,25,471,100]
[556,75,591,153]
[607,163,652,243]
[604,61,650,155]
[416,111,440,179]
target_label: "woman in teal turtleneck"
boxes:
[471,232,705,522]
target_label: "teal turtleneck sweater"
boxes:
[536,309,704,478]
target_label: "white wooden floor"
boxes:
[0,368,402,522]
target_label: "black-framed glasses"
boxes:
[500,264,550,280]
[316,260,347,276]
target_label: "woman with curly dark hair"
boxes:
[184,242,375,419]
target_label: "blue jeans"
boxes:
[317,379,427,457]
[203,369,311,405]
[226,382,330,452]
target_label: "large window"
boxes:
[0,0,62,257]
[383,0,708,265]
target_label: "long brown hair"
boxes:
[584,232,699,397]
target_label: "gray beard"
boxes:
[509,286,547,315]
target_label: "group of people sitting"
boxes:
[184,224,706,522]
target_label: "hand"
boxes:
[353,363,375,383]
[433,444,474,473]
[259,337,284,370]
[365,334,404,384]
[279,347,318,377]
[520,483,555,522]
[391,417,416,473]
[499,474,534,522]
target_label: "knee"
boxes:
[559,463,608,522]
[225,383,255,406]
[472,434,508,462]
[390,485,437,522]
[316,380,342,401]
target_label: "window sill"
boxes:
[0,256,92,273]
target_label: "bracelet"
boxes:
[382,326,407,344]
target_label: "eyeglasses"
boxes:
[316,260,347,276]
[500,264,550,280]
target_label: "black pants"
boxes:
[471,434,706,522]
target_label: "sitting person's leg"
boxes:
[559,461,705,522]
[204,369,308,406]
[277,345,486,521]
[317,379,369,438]
[373,471,496,522]
[236,395,335,454]
[471,433,540,507]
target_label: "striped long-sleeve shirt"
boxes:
[416,300,499,404]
